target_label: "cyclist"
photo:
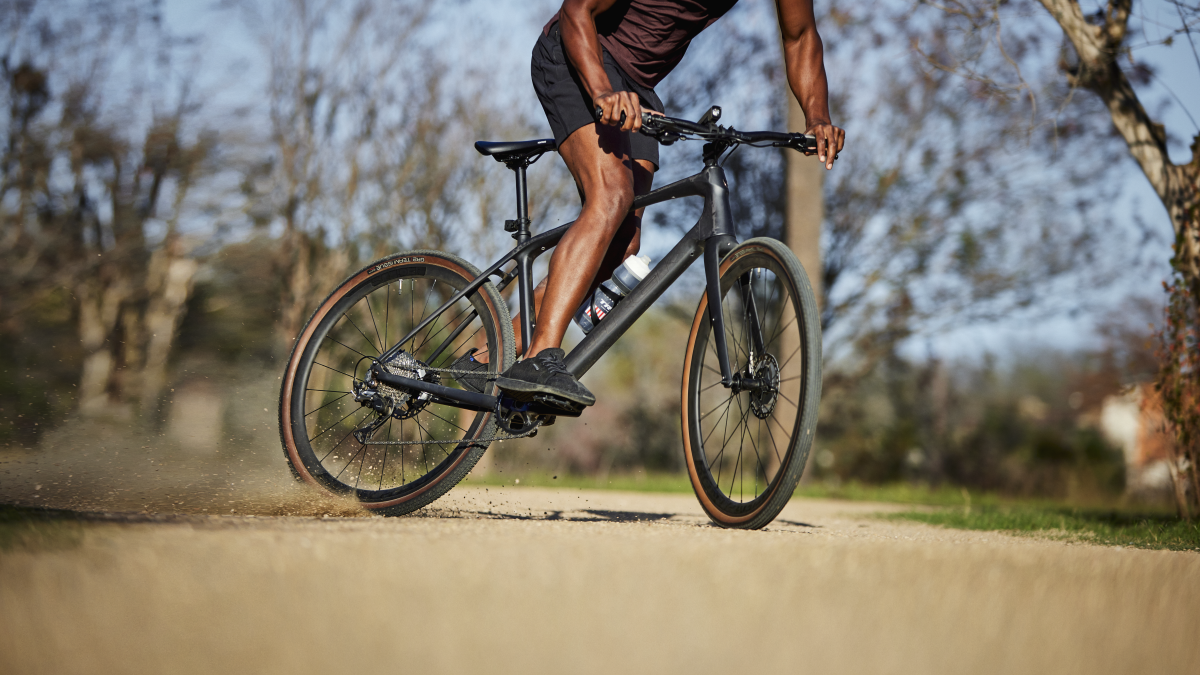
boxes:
[466,0,845,411]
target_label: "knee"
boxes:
[587,181,635,228]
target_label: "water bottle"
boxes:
[573,255,651,334]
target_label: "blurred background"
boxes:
[2,0,1197,513]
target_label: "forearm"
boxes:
[560,0,616,101]
[783,30,831,126]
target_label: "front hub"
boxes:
[748,353,780,419]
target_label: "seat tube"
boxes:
[512,163,535,352]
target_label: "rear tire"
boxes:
[681,238,822,529]
[279,251,514,516]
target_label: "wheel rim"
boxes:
[291,264,502,499]
[688,253,808,516]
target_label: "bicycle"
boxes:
[278,106,823,529]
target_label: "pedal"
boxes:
[529,393,584,417]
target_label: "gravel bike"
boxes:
[278,106,823,529]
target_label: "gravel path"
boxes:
[2,485,1197,675]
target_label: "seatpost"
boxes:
[507,162,532,244]
[506,159,536,351]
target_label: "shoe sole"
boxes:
[494,377,596,407]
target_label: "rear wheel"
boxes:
[279,251,514,515]
[682,238,822,529]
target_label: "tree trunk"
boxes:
[141,238,199,407]
[785,96,825,311]
[76,270,132,415]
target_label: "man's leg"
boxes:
[521,122,653,357]
[488,122,652,407]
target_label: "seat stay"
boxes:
[379,222,573,366]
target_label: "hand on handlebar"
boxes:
[804,121,846,170]
[593,91,642,133]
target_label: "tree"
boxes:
[913,0,1199,516]
[1,0,214,418]
[237,0,576,351]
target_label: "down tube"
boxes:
[564,227,705,379]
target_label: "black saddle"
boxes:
[474,138,557,165]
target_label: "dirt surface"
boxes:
[2,482,1198,675]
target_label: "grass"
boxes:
[886,505,1200,552]
[462,472,1199,552]
[793,481,1008,508]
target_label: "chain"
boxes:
[360,420,542,446]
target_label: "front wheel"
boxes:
[682,238,822,529]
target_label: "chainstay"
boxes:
[361,421,542,446]
[362,360,539,445]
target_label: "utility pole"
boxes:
[785,95,824,485]
[785,96,824,311]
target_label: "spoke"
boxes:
[701,400,734,449]
[415,301,474,356]
[384,282,391,359]
[699,380,725,393]
[380,419,392,491]
[776,389,801,411]
[323,335,372,360]
[777,342,804,372]
[423,406,470,434]
[343,312,380,356]
[304,392,350,418]
[766,414,793,451]
[432,322,484,368]
[365,290,384,352]
[719,399,753,495]
[700,395,735,422]
[352,441,371,489]
[768,312,799,357]
[319,421,364,463]
[415,417,453,457]
[334,443,367,481]
[314,361,357,381]
[747,415,767,498]
[732,394,751,499]
[766,413,784,466]
[306,388,355,394]
[310,405,369,443]
[725,299,750,363]
[423,279,438,320]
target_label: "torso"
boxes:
[547,0,739,89]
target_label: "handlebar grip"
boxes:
[593,105,627,127]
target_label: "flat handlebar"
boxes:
[592,105,817,153]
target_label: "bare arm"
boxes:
[559,0,645,132]
[775,0,845,168]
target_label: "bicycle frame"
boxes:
[373,156,748,414]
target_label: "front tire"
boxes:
[681,238,822,529]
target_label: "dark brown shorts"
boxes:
[531,22,664,170]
